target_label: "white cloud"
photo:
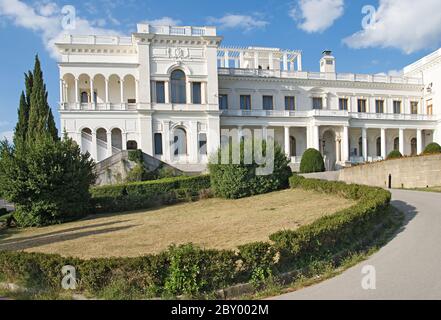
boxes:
[0,0,121,59]
[207,14,268,32]
[291,0,344,33]
[142,17,181,26]
[0,131,13,142]
[343,0,441,54]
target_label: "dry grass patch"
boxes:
[0,189,355,259]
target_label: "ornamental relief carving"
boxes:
[168,47,190,60]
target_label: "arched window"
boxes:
[394,137,399,151]
[127,140,138,150]
[376,137,381,157]
[290,136,297,157]
[411,138,417,156]
[171,70,186,104]
[81,91,89,103]
[174,128,187,155]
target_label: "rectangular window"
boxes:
[393,100,401,114]
[357,99,367,113]
[375,100,384,113]
[312,97,323,110]
[154,133,163,155]
[199,133,207,155]
[192,82,202,104]
[411,101,419,114]
[219,94,228,110]
[240,95,251,110]
[285,96,296,111]
[339,98,348,111]
[263,95,274,110]
[427,100,433,115]
[155,81,165,104]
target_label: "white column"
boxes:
[135,79,139,104]
[165,81,170,104]
[120,79,124,104]
[75,78,79,105]
[237,126,243,140]
[381,128,386,159]
[417,129,423,155]
[297,54,302,71]
[399,128,405,155]
[362,128,368,161]
[313,125,320,151]
[284,126,291,158]
[201,82,207,105]
[105,78,109,105]
[268,52,274,70]
[91,131,98,160]
[90,78,95,109]
[283,53,288,71]
[224,51,229,68]
[106,132,112,157]
[122,132,127,151]
[59,79,64,104]
[239,51,245,68]
[186,81,192,104]
[254,51,259,69]
[262,126,268,141]
[342,126,349,163]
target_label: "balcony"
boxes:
[349,112,437,121]
[221,109,348,118]
[60,34,133,45]
[218,68,423,85]
[136,24,216,36]
[60,103,138,111]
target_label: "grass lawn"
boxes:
[0,189,355,259]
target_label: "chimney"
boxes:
[320,50,336,73]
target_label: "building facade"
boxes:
[56,24,440,172]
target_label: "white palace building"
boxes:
[56,24,441,172]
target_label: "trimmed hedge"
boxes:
[423,142,441,155]
[300,148,325,173]
[387,150,403,160]
[91,175,211,213]
[0,177,392,298]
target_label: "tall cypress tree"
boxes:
[27,55,58,141]
[13,91,29,146]
[25,71,33,108]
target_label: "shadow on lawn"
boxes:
[0,222,137,252]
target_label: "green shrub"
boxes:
[423,142,441,155]
[387,150,403,160]
[0,136,95,227]
[208,140,291,199]
[91,175,211,213]
[300,148,325,173]
[238,242,276,284]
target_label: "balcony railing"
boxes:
[218,68,423,85]
[61,34,133,45]
[349,112,437,121]
[137,24,216,36]
[60,102,138,111]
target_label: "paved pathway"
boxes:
[273,189,441,300]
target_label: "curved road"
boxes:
[273,189,441,300]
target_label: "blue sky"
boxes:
[1,0,441,140]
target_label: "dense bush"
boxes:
[386,150,403,160]
[208,140,291,199]
[128,149,143,163]
[0,136,95,227]
[0,177,392,298]
[300,148,325,173]
[423,142,441,155]
[91,175,211,213]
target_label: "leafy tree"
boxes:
[300,148,325,173]
[0,135,96,227]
